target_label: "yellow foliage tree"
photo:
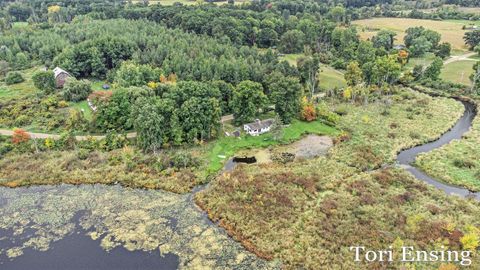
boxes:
[460,225,479,252]
[438,264,459,270]
[147,81,159,89]
[44,138,55,149]
[48,5,61,13]
[343,87,352,100]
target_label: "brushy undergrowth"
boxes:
[417,104,480,191]
[0,148,202,193]
[196,89,480,269]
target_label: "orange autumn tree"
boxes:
[12,129,30,144]
[398,50,409,66]
[300,96,317,122]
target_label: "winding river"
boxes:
[397,99,480,201]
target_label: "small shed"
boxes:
[53,67,72,88]
[243,119,274,136]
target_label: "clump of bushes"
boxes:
[333,104,348,116]
[453,159,476,169]
[170,152,200,170]
[316,103,340,126]
[62,78,92,102]
[5,71,24,85]
[32,71,56,93]
[271,152,295,164]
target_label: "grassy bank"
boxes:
[0,148,203,193]
[330,90,464,170]
[417,103,480,191]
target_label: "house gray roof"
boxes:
[244,119,274,130]
[53,67,71,78]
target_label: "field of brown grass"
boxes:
[353,18,471,51]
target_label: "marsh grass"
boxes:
[330,90,464,170]
[0,119,337,192]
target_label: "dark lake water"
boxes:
[0,226,179,270]
[0,185,279,270]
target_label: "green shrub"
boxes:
[5,71,24,85]
[334,104,348,116]
[316,103,340,126]
[0,141,13,157]
[100,130,128,151]
[32,71,56,93]
[453,159,476,169]
[76,148,90,160]
[62,78,92,102]
[171,152,200,170]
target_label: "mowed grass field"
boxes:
[279,53,347,90]
[353,18,474,51]
[440,60,477,86]
[318,65,346,90]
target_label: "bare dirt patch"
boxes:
[238,135,333,163]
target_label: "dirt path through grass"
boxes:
[0,129,137,141]
[0,114,235,141]
[444,52,477,65]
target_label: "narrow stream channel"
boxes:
[397,100,480,200]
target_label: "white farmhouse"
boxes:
[243,119,274,136]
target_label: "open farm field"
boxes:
[353,18,475,51]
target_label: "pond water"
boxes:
[0,185,280,269]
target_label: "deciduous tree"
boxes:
[424,57,443,81]
[232,80,267,125]
[345,61,363,86]
[269,74,303,124]
[32,70,56,93]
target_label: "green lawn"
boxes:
[405,53,436,70]
[318,65,346,90]
[444,19,480,26]
[205,120,338,174]
[90,80,111,91]
[278,53,304,66]
[0,67,40,101]
[70,100,93,120]
[440,60,477,86]
[279,54,346,90]
[11,22,29,29]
